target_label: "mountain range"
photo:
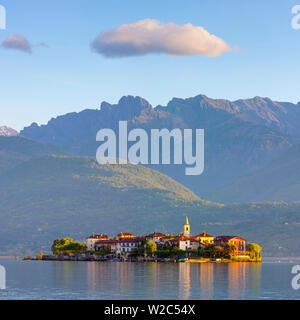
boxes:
[20,94,300,203]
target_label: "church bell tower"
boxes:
[183,216,190,237]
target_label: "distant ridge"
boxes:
[0,136,68,174]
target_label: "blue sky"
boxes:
[0,0,299,130]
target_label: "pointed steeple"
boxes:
[185,216,189,225]
[183,216,190,236]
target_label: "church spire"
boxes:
[183,216,190,236]
[185,215,189,225]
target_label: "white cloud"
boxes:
[91,19,233,58]
[1,34,47,54]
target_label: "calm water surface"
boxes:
[0,259,299,300]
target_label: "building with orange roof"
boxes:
[195,232,215,245]
[84,216,247,257]
[85,233,109,251]
[145,232,168,242]
[215,236,246,252]
[116,232,135,240]
[115,238,143,255]
[95,239,118,252]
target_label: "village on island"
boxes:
[32,216,262,263]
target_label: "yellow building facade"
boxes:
[196,232,214,245]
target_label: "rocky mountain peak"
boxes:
[118,95,152,109]
[0,126,19,137]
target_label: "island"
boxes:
[33,216,262,263]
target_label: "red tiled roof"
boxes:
[215,235,246,242]
[160,235,176,240]
[96,238,143,244]
[135,236,147,241]
[196,232,214,238]
[146,232,166,238]
[86,234,109,240]
[178,235,195,241]
[95,240,118,245]
[118,238,142,243]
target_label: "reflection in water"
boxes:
[228,263,261,299]
[54,261,84,290]
[84,262,261,299]
[248,263,262,298]
[50,261,264,299]
[0,259,294,300]
[178,263,191,299]
[228,263,246,299]
[199,263,214,299]
[87,262,136,298]
[147,262,159,291]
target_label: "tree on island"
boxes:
[36,251,43,260]
[213,246,224,258]
[95,245,111,256]
[223,244,238,258]
[51,238,86,255]
[246,243,262,261]
[146,240,157,257]
[206,245,225,258]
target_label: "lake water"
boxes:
[0,259,299,300]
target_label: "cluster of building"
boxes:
[85,216,246,257]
